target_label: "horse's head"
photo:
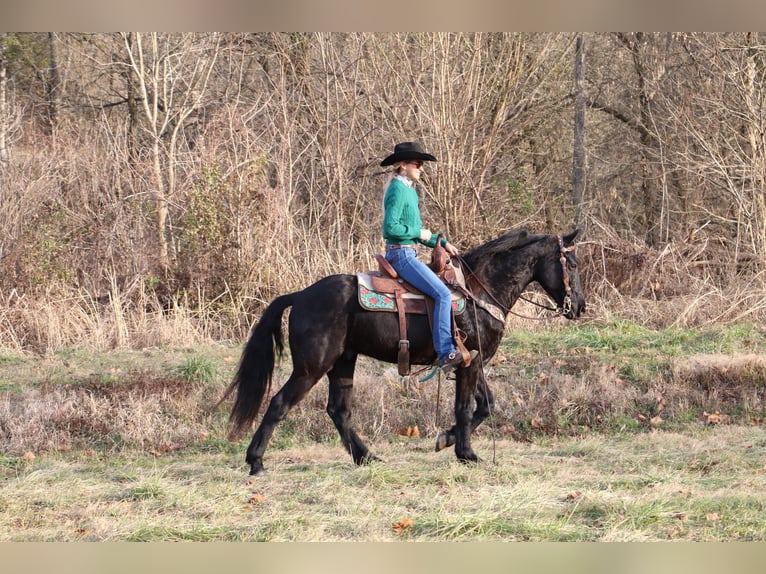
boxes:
[536,229,586,320]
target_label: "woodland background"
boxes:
[2,32,766,353]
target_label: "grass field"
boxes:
[2,320,766,541]
[2,428,765,541]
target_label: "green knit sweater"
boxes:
[382,177,443,247]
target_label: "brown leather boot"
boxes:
[439,349,479,375]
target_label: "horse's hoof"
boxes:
[456,454,481,465]
[434,432,451,452]
[248,461,266,476]
[359,453,383,465]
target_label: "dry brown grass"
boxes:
[3,218,766,496]
[6,221,766,357]
[0,281,247,354]
[578,227,766,329]
[0,370,223,456]
[3,332,765,461]
[672,353,766,419]
[2,426,766,542]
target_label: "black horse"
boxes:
[221,229,586,475]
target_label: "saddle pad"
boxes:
[357,272,465,314]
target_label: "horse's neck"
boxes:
[470,255,536,312]
[500,270,535,311]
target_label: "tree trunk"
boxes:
[124,32,139,169]
[745,33,766,252]
[152,138,170,272]
[0,32,9,167]
[614,32,671,247]
[572,33,586,231]
[46,32,60,135]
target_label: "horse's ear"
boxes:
[563,229,580,246]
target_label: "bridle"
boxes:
[556,234,576,317]
[517,234,576,319]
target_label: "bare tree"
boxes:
[8,31,766,322]
[585,33,675,246]
[661,33,766,254]
[121,32,221,272]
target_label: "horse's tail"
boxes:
[218,293,294,438]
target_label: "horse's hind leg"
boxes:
[245,371,319,475]
[326,353,380,465]
[435,369,494,453]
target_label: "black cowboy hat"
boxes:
[380,142,437,167]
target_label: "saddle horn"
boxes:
[429,233,448,275]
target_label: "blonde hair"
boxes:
[381,162,406,211]
[381,162,404,193]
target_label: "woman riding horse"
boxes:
[380,141,478,374]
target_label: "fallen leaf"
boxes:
[656,397,666,412]
[673,512,689,521]
[22,451,35,461]
[705,513,720,522]
[564,490,583,502]
[397,426,419,438]
[392,517,413,535]
[650,415,664,426]
[703,411,723,425]
[149,444,180,456]
[249,494,266,504]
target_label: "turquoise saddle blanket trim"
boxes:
[356,273,466,314]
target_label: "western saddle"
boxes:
[367,237,472,376]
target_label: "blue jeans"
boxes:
[385,247,456,362]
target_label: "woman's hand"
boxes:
[445,242,459,256]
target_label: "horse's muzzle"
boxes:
[560,296,585,319]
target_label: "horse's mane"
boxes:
[461,229,546,277]
[465,229,544,260]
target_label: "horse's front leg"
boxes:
[436,368,493,453]
[451,365,482,463]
